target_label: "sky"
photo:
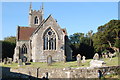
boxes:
[1,2,118,40]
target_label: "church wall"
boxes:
[31,16,65,62]
[14,40,31,62]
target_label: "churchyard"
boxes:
[1,56,119,79]
[1,56,118,68]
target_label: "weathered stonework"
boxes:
[13,3,72,62]
[10,66,120,78]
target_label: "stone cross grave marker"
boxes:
[82,56,86,63]
[93,53,99,60]
[18,59,23,67]
[76,54,81,66]
[47,55,52,66]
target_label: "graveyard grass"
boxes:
[1,57,118,68]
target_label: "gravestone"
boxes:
[76,54,81,66]
[7,58,12,65]
[47,55,52,66]
[14,58,18,63]
[109,52,113,61]
[105,53,108,58]
[3,58,7,64]
[102,53,105,58]
[0,58,2,63]
[9,58,12,64]
[82,56,86,63]
[18,59,23,67]
[93,53,99,60]
[63,56,66,63]
[23,57,27,62]
[23,57,27,65]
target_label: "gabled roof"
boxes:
[17,15,67,41]
[31,14,66,36]
[18,27,36,40]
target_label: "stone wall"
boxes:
[30,15,67,62]
[10,66,120,79]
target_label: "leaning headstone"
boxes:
[82,56,86,63]
[93,53,99,60]
[3,58,7,64]
[47,55,52,66]
[76,54,81,66]
[18,59,23,67]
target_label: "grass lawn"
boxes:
[0,56,118,69]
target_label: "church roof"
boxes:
[18,27,36,40]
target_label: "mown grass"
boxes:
[0,57,118,69]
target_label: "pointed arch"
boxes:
[43,27,57,50]
[34,16,39,24]
[22,44,27,54]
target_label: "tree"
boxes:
[2,41,16,59]
[87,30,93,46]
[4,36,16,43]
[2,36,16,60]
[92,20,120,53]
[69,32,94,59]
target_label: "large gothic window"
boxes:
[43,28,56,50]
[34,16,39,24]
[22,44,27,54]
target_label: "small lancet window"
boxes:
[34,16,39,24]
[22,44,27,54]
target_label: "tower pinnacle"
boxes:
[29,2,32,14]
[41,2,44,20]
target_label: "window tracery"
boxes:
[43,28,56,50]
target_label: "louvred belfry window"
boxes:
[34,16,39,24]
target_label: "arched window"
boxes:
[34,16,39,24]
[43,28,56,50]
[22,44,27,54]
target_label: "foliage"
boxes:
[114,39,120,48]
[92,20,120,53]
[1,36,16,60]
[69,31,94,59]
[2,41,16,59]
[4,36,16,44]
[69,20,120,59]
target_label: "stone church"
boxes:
[13,3,72,62]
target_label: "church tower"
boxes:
[29,3,44,27]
